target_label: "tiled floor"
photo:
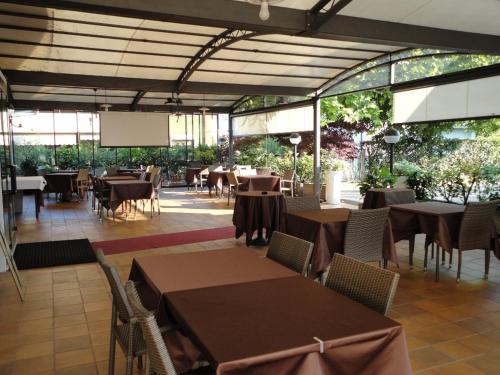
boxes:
[0,188,499,374]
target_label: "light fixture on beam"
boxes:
[199,94,210,114]
[248,0,283,21]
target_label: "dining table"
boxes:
[232,191,284,246]
[362,188,415,209]
[129,248,411,375]
[104,179,153,213]
[237,175,281,192]
[285,208,397,277]
[44,172,78,201]
[207,170,229,197]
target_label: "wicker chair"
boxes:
[75,169,90,200]
[280,169,295,196]
[96,250,146,375]
[145,174,163,217]
[342,207,390,266]
[266,231,314,276]
[425,200,498,282]
[324,253,400,316]
[125,281,212,375]
[195,168,209,192]
[256,167,272,175]
[226,171,242,205]
[284,196,321,212]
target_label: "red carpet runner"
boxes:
[92,226,235,255]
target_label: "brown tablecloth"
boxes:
[129,247,297,312]
[207,171,229,193]
[44,173,77,200]
[186,168,201,185]
[98,175,137,181]
[129,248,298,373]
[390,202,464,252]
[105,180,152,211]
[285,208,397,276]
[165,277,412,375]
[238,175,281,192]
[232,191,284,243]
[362,188,415,209]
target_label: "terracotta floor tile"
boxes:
[55,324,89,340]
[15,341,54,360]
[467,352,500,374]
[55,336,91,354]
[423,361,486,375]
[55,348,94,369]
[12,355,54,375]
[410,346,454,371]
[432,340,481,360]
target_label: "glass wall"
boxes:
[10,110,228,177]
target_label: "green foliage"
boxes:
[193,144,218,164]
[19,157,37,176]
[359,166,396,196]
[396,161,436,201]
[56,146,79,170]
[433,140,499,203]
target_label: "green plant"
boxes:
[395,160,436,200]
[193,144,218,164]
[320,149,343,172]
[359,166,396,196]
[20,157,37,176]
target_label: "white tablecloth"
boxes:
[3,176,47,191]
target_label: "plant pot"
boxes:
[325,170,342,205]
[302,183,326,201]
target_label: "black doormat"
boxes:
[14,239,96,270]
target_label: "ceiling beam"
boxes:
[2,0,500,53]
[13,100,230,113]
[130,91,146,111]
[3,70,314,96]
[307,0,353,32]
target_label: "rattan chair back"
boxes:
[282,169,294,181]
[227,171,239,186]
[343,207,390,263]
[267,231,313,276]
[284,196,321,212]
[95,249,134,323]
[324,253,399,316]
[125,281,178,375]
[459,200,498,251]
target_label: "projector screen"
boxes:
[393,75,500,124]
[99,111,170,147]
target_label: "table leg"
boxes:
[249,227,268,246]
[435,246,440,282]
[34,190,42,220]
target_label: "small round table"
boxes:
[232,191,284,246]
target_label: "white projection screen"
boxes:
[99,111,170,147]
[233,106,313,136]
[393,75,500,124]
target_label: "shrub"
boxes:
[359,166,396,196]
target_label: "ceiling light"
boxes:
[248,0,283,21]
[100,103,112,111]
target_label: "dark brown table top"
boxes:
[98,175,137,181]
[130,247,297,295]
[105,180,151,186]
[165,276,411,374]
[236,190,282,198]
[390,201,465,216]
[286,208,350,223]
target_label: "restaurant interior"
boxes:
[0,1,500,374]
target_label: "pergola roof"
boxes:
[1,0,499,113]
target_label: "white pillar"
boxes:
[313,97,321,198]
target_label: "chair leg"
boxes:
[485,248,490,279]
[457,250,462,282]
[137,355,143,369]
[227,186,231,205]
[125,322,134,375]
[108,308,117,375]
[441,247,446,265]
[424,244,428,270]
[449,249,453,268]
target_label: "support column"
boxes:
[313,97,321,198]
[228,114,234,163]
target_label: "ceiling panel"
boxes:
[229,40,381,59]
[10,85,136,97]
[339,0,500,36]
[190,71,325,89]
[12,92,133,104]
[139,98,231,107]
[250,35,401,52]
[212,49,357,67]
[199,59,341,78]
[144,92,241,100]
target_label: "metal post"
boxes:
[228,114,234,163]
[313,98,321,198]
[292,144,297,196]
[390,143,394,174]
